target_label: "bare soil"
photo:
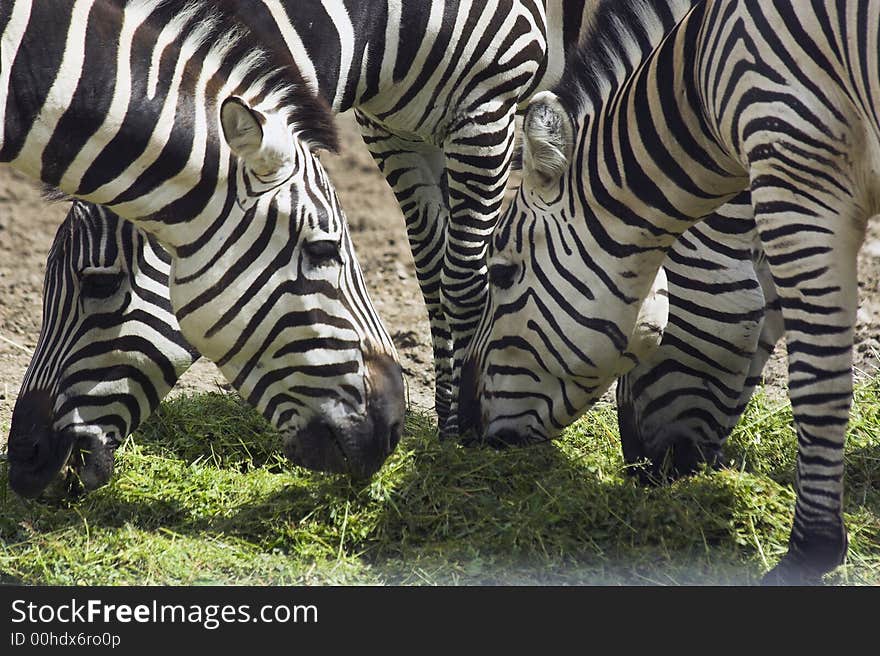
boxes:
[1,111,878,445]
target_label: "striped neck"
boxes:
[563,1,745,278]
[0,0,332,251]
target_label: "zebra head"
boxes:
[8,200,199,496]
[191,98,406,480]
[459,91,670,446]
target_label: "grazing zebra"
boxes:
[4,0,562,493]
[460,0,880,582]
[1,0,405,496]
[218,0,551,434]
[18,0,558,437]
[13,199,201,493]
[11,0,771,492]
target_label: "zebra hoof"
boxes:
[763,529,848,585]
[761,558,824,586]
[437,417,458,442]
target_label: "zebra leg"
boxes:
[749,185,864,584]
[354,111,454,430]
[441,111,519,437]
[734,249,785,417]
[616,198,769,482]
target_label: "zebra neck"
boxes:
[571,2,746,255]
[251,0,453,114]
[0,0,284,250]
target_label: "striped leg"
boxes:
[734,251,785,414]
[750,183,862,583]
[616,199,769,480]
[355,111,454,430]
[441,110,519,437]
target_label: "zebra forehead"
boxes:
[43,200,123,266]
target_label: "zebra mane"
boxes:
[552,0,698,118]
[121,0,338,152]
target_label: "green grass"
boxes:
[1,378,878,586]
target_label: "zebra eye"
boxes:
[303,239,341,267]
[489,262,518,290]
[80,270,125,299]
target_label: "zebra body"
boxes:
[462,0,880,581]
[2,0,405,496]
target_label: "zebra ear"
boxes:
[522,91,573,188]
[221,97,294,179]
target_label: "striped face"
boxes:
[460,92,669,445]
[11,203,199,495]
[166,122,406,481]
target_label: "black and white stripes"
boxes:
[462,0,879,581]
[2,0,404,495]
[11,0,781,496]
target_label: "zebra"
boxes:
[460,0,880,582]
[216,0,552,434]
[13,0,560,437]
[10,0,774,492]
[11,0,618,442]
[1,0,405,497]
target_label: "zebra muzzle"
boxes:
[284,352,405,479]
[6,389,76,498]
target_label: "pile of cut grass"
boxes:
[1,377,878,585]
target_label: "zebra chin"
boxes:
[6,389,75,498]
[283,352,405,479]
[6,390,120,498]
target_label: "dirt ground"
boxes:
[1,111,879,445]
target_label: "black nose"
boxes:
[285,351,405,479]
[7,389,75,498]
[458,357,482,441]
